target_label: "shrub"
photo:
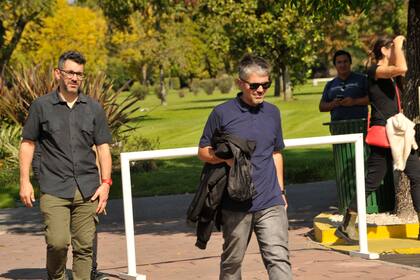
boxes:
[165,77,181,90]
[200,79,217,95]
[190,79,200,95]
[217,76,234,94]
[0,124,22,168]
[178,88,188,98]
[111,135,160,172]
[130,81,148,100]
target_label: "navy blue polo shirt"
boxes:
[321,72,368,121]
[199,93,285,212]
[22,90,112,199]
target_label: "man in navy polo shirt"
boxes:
[319,50,369,121]
[198,55,291,279]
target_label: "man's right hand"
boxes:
[19,182,35,208]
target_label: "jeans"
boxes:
[349,146,420,212]
[220,205,292,280]
[40,188,98,280]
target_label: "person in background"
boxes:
[336,35,420,243]
[319,50,369,121]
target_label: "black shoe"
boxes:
[91,270,110,280]
[335,226,358,245]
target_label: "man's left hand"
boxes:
[91,183,110,214]
[282,194,288,209]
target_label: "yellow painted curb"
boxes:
[314,212,420,244]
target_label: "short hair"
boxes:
[58,51,86,69]
[333,50,352,65]
[238,54,271,80]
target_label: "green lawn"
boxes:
[128,83,330,147]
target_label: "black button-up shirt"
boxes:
[22,90,112,198]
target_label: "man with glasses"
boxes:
[319,50,369,121]
[19,51,112,279]
[198,54,291,279]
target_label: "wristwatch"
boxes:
[281,189,286,195]
[102,178,113,187]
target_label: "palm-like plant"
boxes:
[0,64,142,139]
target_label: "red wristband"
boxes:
[101,178,113,186]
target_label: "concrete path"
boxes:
[0,181,419,279]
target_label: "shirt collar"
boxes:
[51,88,87,105]
[235,92,264,112]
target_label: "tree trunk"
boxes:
[159,64,167,105]
[395,0,420,218]
[141,64,148,85]
[272,63,281,97]
[281,64,292,101]
[395,172,415,218]
[274,73,281,97]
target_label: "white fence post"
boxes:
[119,134,377,278]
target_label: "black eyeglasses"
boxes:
[241,79,271,90]
[58,69,85,80]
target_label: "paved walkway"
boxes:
[0,181,419,279]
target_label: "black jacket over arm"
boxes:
[187,129,255,249]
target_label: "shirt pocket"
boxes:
[41,119,61,135]
[81,117,95,146]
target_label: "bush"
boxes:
[130,81,149,100]
[165,77,181,90]
[178,88,188,98]
[0,124,21,169]
[200,79,217,95]
[217,76,234,94]
[111,135,160,172]
[190,79,200,95]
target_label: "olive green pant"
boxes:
[40,188,98,280]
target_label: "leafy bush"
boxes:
[111,135,160,172]
[178,88,188,98]
[130,81,149,100]
[0,124,21,168]
[217,75,234,94]
[0,167,20,208]
[190,79,200,95]
[200,79,217,95]
[165,77,181,90]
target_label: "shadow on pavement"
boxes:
[0,268,47,279]
[0,181,338,237]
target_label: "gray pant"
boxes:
[220,205,292,280]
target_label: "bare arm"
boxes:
[319,99,340,112]
[376,35,407,79]
[198,146,233,166]
[273,151,287,208]
[339,95,370,107]
[19,140,36,207]
[91,143,112,213]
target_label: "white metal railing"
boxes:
[119,133,378,280]
[312,77,334,86]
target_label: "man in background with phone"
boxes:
[319,50,369,121]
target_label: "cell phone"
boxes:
[336,94,344,100]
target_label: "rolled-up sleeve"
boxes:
[93,105,112,145]
[22,101,41,141]
[199,109,221,148]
